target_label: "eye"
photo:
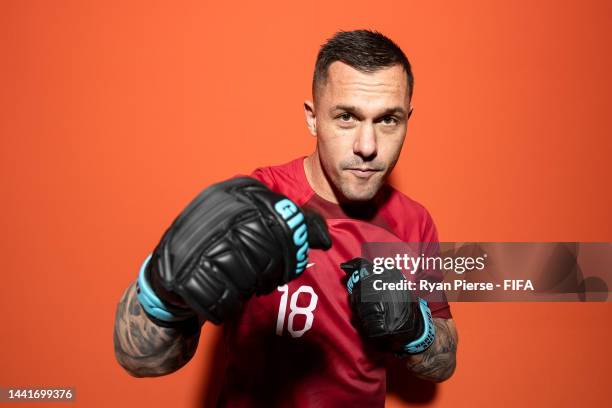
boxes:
[338,112,353,122]
[380,115,399,125]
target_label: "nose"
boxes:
[353,122,377,160]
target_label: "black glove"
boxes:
[340,257,435,355]
[137,177,331,326]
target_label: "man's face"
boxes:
[308,61,411,203]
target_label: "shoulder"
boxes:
[248,157,312,205]
[378,184,438,242]
[249,158,301,190]
[249,166,278,189]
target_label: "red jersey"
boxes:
[218,157,451,407]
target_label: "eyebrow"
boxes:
[330,105,407,119]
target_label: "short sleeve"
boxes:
[420,209,453,319]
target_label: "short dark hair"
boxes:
[312,30,414,100]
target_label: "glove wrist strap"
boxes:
[136,254,193,324]
[400,298,436,355]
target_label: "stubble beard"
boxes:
[332,168,386,203]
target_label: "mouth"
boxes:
[345,168,382,179]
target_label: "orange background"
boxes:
[1,0,611,407]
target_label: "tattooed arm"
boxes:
[113,282,202,377]
[405,318,458,382]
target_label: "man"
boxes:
[114,29,458,406]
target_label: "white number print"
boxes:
[276,285,318,338]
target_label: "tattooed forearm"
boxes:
[405,318,458,382]
[113,282,202,377]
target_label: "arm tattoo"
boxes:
[405,318,458,382]
[113,282,201,377]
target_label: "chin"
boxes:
[339,183,380,203]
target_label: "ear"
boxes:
[304,100,317,136]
